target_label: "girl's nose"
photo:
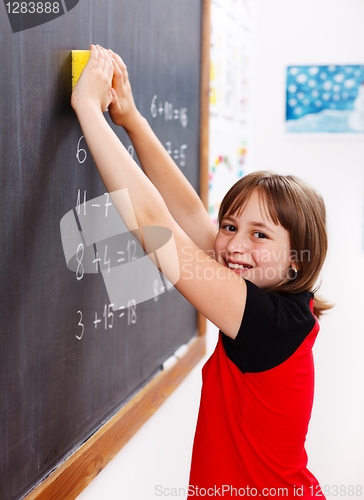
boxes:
[226,232,250,255]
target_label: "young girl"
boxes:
[71,45,331,498]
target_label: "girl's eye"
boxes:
[222,224,237,232]
[253,231,267,239]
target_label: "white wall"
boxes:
[250,0,364,491]
[79,1,364,498]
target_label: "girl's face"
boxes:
[215,190,295,289]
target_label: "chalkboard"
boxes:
[0,1,209,498]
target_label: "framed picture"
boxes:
[285,65,364,133]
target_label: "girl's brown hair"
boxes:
[217,171,332,318]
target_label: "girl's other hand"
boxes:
[71,44,114,114]
[108,50,142,131]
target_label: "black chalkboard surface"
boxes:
[0,1,206,498]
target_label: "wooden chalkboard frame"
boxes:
[25,0,210,497]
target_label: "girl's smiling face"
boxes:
[215,190,296,289]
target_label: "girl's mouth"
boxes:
[226,261,253,271]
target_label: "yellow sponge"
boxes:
[71,50,91,90]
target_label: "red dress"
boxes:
[188,280,325,499]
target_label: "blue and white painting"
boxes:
[286,65,364,133]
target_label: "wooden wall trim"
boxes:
[198,0,211,336]
[199,0,211,212]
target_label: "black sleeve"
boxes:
[222,280,316,373]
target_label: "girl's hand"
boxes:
[71,44,114,114]
[108,50,142,131]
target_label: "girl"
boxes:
[71,45,331,498]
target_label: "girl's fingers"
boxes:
[110,50,128,79]
[94,45,114,84]
[105,49,114,83]
[90,44,99,69]
[111,56,123,81]
[105,52,114,82]
[97,45,108,71]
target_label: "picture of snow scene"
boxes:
[286,65,364,133]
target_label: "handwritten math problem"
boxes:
[76,300,137,341]
[150,95,189,168]
[72,140,174,339]
[150,94,188,127]
[74,135,139,340]
[71,92,190,341]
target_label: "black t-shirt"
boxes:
[222,279,316,373]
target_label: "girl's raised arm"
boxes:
[107,50,217,254]
[71,45,247,339]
